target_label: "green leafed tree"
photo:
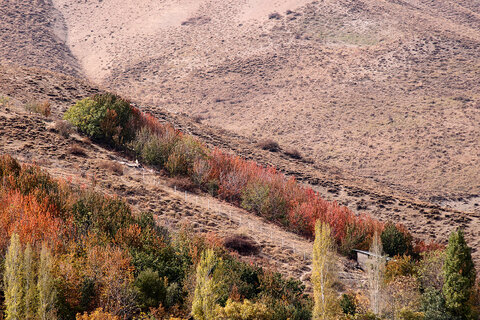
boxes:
[3,233,24,320]
[191,249,226,320]
[37,243,57,320]
[443,229,476,319]
[24,243,38,320]
[312,221,339,320]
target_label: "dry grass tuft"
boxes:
[98,160,123,175]
[285,148,302,159]
[168,176,198,193]
[257,139,280,152]
[224,234,260,256]
[55,120,73,138]
[68,144,87,157]
[25,100,51,117]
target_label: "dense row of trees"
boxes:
[0,155,311,319]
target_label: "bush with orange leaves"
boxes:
[76,308,119,320]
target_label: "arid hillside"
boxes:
[0,0,81,77]
[49,0,480,202]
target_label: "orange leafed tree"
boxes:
[0,190,64,252]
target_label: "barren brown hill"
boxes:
[50,0,480,203]
[0,0,81,77]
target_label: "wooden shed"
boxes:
[353,249,391,270]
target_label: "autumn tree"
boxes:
[24,243,38,319]
[312,221,338,319]
[367,231,385,316]
[191,249,226,320]
[443,229,476,319]
[38,243,57,320]
[3,233,24,320]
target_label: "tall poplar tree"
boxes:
[443,229,476,319]
[368,231,385,316]
[3,233,24,320]
[312,221,338,320]
[191,249,225,320]
[37,243,57,320]
[24,243,38,320]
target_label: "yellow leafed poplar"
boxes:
[312,221,339,319]
[3,233,24,320]
[191,249,225,320]
[24,243,38,320]
[37,243,57,320]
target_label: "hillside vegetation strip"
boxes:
[64,93,441,259]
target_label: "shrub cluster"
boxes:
[0,155,311,319]
[63,93,436,258]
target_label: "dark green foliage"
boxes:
[130,247,188,285]
[339,223,368,259]
[71,191,134,238]
[80,278,96,312]
[421,288,452,320]
[340,293,357,315]
[134,269,167,309]
[64,93,139,145]
[381,223,412,257]
[443,229,476,319]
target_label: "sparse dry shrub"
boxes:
[169,176,197,193]
[98,160,123,175]
[192,115,205,124]
[268,12,282,20]
[68,144,87,157]
[223,234,260,256]
[0,95,11,108]
[55,120,73,138]
[25,100,51,117]
[257,139,280,152]
[130,126,180,167]
[385,255,418,283]
[284,148,302,159]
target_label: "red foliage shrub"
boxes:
[0,190,64,251]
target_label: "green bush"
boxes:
[64,93,137,144]
[421,289,451,320]
[241,182,287,221]
[398,308,425,320]
[71,191,134,238]
[134,269,167,309]
[339,293,357,315]
[129,127,180,167]
[381,223,413,257]
[166,136,207,176]
[215,299,273,320]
